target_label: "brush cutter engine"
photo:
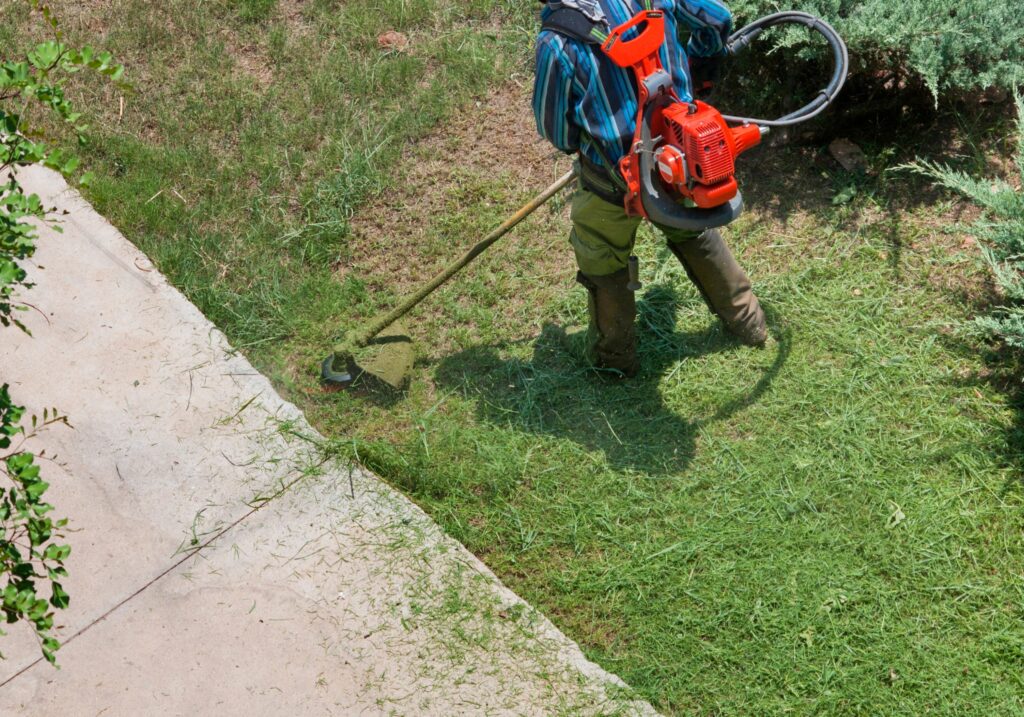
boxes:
[542,2,849,231]
[598,8,762,229]
[652,100,764,208]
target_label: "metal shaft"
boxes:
[338,168,577,353]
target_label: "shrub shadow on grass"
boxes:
[947,343,1024,496]
[435,283,789,476]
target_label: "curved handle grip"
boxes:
[601,11,665,68]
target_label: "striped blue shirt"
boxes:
[533,0,733,167]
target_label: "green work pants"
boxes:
[570,185,701,274]
[569,184,765,339]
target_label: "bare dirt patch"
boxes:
[37,0,115,36]
[279,0,315,39]
[224,34,274,89]
[343,82,574,298]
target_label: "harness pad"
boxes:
[540,4,609,45]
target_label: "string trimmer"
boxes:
[321,6,847,390]
[321,170,576,389]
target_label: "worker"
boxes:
[533,0,767,377]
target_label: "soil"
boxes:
[225,35,274,88]
[343,83,574,298]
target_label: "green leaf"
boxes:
[27,41,63,71]
[43,544,71,561]
[50,583,69,609]
[832,184,857,206]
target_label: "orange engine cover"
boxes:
[601,8,764,222]
[658,100,763,209]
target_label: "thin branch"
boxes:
[17,301,51,327]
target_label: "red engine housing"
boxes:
[600,9,764,218]
[655,101,763,209]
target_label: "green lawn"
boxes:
[6,1,1023,713]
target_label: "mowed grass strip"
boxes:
[6,1,1024,714]
[4,0,535,357]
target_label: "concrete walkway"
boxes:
[0,167,655,716]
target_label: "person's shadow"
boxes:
[434,281,789,476]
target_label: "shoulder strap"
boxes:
[541,6,609,45]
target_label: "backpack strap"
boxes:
[541,6,609,45]
[538,2,629,189]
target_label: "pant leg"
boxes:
[659,224,767,345]
[569,186,643,375]
[569,185,641,277]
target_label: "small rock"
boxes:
[829,138,869,173]
[377,30,409,52]
[981,86,1009,104]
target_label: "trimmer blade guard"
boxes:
[321,324,415,392]
[321,354,356,387]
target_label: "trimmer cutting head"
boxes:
[321,323,415,391]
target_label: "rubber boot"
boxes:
[666,229,767,346]
[576,268,639,377]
